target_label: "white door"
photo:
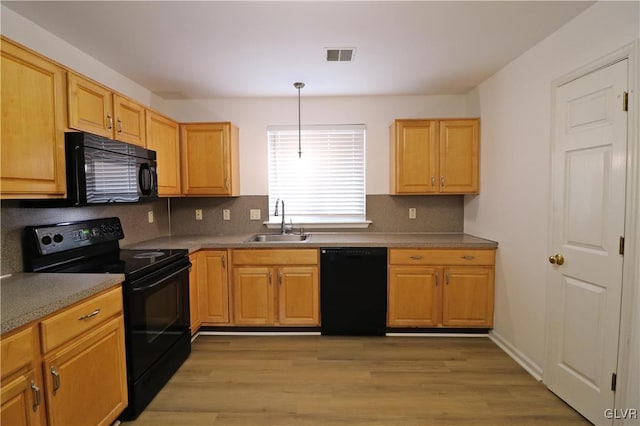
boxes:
[545,59,628,424]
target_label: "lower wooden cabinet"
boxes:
[188,252,202,335]
[231,249,319,326]
[1,325,44,426]
[388,249,495,328]
[0,286,128,426]
[199,250,230,325]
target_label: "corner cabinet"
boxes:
[230,249,319,326]
[388,248,495,328]
[390,119,479,194]
[199,250,231,325]
[1,37,67,199]
[180,123,240,196]
[146,110,181,196]
[67,72,146,147]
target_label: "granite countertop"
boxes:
[124,232,498,253]
[1,273,125,335]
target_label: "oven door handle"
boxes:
[131,264,190,293]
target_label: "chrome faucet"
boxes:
[273,198,286,234]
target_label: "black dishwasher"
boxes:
[320,247,388,336]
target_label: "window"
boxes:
[267,124,367,227]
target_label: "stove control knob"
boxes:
[53,234,63,243]
[41,235,52,245]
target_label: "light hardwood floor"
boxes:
[120,335,590,426]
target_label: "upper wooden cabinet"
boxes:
[180,122,239,196]
[146,110,181,196]
[390,118,479,194]
[1,37,67,199]
[67,72,146,147]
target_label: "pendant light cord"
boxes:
[294,82,305,158]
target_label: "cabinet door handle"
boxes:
[268,272,272,285]
[435,274,439,287]
[445,273,450,286]
[222,255,226,269]
[409,255,423,260]
[107,114,113,130]
[441,176,445,187]
[461,255,475,260]
[279,272,283,286]
[78,309,100,320]
[225,177,230,191]
[117,118,123,133]
[50,367,60,394]
[431,176,436,187]
[30,380,41,411]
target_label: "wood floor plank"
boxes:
[120,335,590,426]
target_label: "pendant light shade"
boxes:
[294,82,305,158]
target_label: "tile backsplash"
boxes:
[0,195,463,274]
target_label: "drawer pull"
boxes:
[409,255,424,260]
[461,255,476,260]
[50,367,60,394]
[78,309,101,321]
[30,381,41,411]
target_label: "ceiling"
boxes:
[3,1,594,99]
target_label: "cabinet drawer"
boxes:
[1,326,35,378]
[40,286,123,353]
[231,249,318,266]
[389,249,495,266]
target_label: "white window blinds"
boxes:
[267,124,366,222]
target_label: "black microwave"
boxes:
[64,132,158,205]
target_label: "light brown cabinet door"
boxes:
[200,250,230,324]
[390,120,438,194]
[67,72,113,138]
[43,316,128,426]
[278,266,319,326]
[188,253,202,334]
[232,267,274,325]
[388,266,441,327]
[438,120,479,193]
[113,94,145,147]
[180,123,239,196]
[146,111,181,196]
[0,371,43,426]
[442,266,494,327]
[1,38,66,198]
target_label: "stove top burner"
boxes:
[132,251,166,259]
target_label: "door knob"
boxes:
[548,254,565,265]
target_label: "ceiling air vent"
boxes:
[325,48,356,62]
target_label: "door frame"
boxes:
[545,41,638,424]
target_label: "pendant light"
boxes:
[294,82,305,158]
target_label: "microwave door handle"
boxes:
[139,163,152,196]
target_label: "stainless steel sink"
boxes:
[245,233,311,243]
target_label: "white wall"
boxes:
[164,95,479,195]
[464,0,639,396]
[0,5,164,109]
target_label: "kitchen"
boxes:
[1,1,639,426]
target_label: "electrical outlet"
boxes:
[147,211,154,223]
[250,209,261,220]
[223,209,231,221]
[409,208,417,219]
[195,209,203,220]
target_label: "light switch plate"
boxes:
[409,208,417,219]
[223,209,231,221]
[250,209,261,220]
[195,209,203,220]
[148,211,154,223]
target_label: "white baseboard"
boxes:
[489,330,543,381]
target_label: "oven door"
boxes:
[124,260,190,380]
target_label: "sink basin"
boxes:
[245,233,311,243]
